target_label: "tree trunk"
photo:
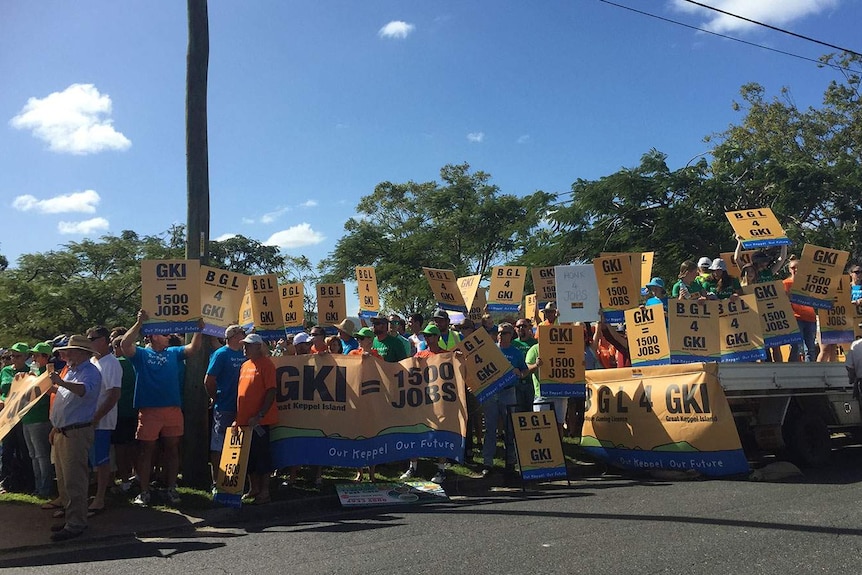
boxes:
[183,0,211,489]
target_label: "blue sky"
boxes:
[2,0,859,275]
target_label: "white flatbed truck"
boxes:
[718,362,856,467]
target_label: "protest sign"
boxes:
[788,244,849,309]
[668,299,720,363]
[818,279,854,344]
[580,363,748,477]
[239,274,284,341]
[213,426,251,508]
[456,327,518,403]
[720,250,755,278]
[423,267,468,318]
[269,353,466,468]
[317,283,348,334]
[511,410,567,480]
[487,266,527,313]
[625,304,670,366]
[537,324,585,398]
[279,283,305,334]
[741,281,803,349]
[717,295,765,362]
[594,255,638,323]
[0,372,52,442]
[555,264,600,323]
[200,266,248,337]
[336,482,448,507]
[524,294,537,325]
[141,260,201,335]
[531,266,556,308]
[356,267,380,319]
[725,207,791,248]
[457,275,482,312]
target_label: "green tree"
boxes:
[320,163,554,315]
[209,234,285,275]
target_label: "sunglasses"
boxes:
[311,332,325,337]
[851,270,862,274]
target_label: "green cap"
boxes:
[354,327,375,339]
[10,342,30,354]
[422,324,441,336]
[31,342,53,355]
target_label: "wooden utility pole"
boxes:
[183,0,211,489]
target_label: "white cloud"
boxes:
[517,134,531,144]
[260,206,290,224]
[57,217,109,235]
[669,0,839,34]
[241,217,255,225]
[264,223,326,249]
[467,132,485,143]
[299,200,318,208]
[378,20,415,39]
[10,83,131,154]
[12,189,100,214]
[213,233,238,242]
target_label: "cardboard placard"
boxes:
[741,281,803,349]
[537,324,586,398]
[788,244,850,310]
[818,279,854,344]
[720,250,755,278]
[355,267,380,319]
[239,274,284,341]
[141,259,202,335]
[455,328,517,403]
[624,304,671,366]
[511,410,567,480]
[279,283,305,335]
[457,275,482,313]
[717,295,765,362]
[668,300,720,363]
[487,266,527,313]
[0,372,52,442]
[317,283,348,334]
[554,264,600,324]
[524,294,538,326]
[423,267,468,314]
[594,255,638,323]
[213,426,251,508]
[725,207,791,248]
[531,266,557,308]
[200,266,249,337]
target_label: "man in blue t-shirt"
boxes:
[120,309,203,507]
[850,264,862,304]
[204,324,247,488]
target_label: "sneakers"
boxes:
[166,487,182,505]
[431,470,446,484]
[480,466,493,477]
[133,491,151,506]
[399,468,416,480]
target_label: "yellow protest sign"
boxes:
[317,283,347,332]
[625,304,670,366]
[423,267,468,313]
[741,281,802,349]
[141,259,202,335]
[457,275,482,312]
[725,207,791,248]
[456,327,517,402]
[0,372,52,442]
[640,252,655,288]
[594,255,638,323]
[355,267,380,319]
[239,274,284,341]
[719,250,755,278]
[531,266,557,307]
[537,324,585,397]
[488,266,527,313]
[524,294,537,325]
[581,363,747,476]
[668,299,720,363]
[200,266,248,337]
[511,410,567,480]
[279,283,305,334]
[213,426,251,508]
[853,301,862,340]
[602,252,650,293]
[717,295,764,362]
[469,288,487,322]
[788,244,850,310]
[818,279,854,344]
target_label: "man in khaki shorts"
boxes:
[120,310,203,506]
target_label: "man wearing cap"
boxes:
[644,277,668,313]
[204,324,247,490]
[540,302,559,326]
[0,342,33,493]
[47,335,102,541]
[22,342,54,497]
[702,258,742,300]
[432,309,462,351]
[388,314,413,358]
[234,333,277,504]
[371,315,409,362]
[85,326,123,514]
[120,309,204,506]
[697,257,713,283]
[292,331,313,355]
[348,327,382,359]
[334,318,359,354]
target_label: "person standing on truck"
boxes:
[784,257,818,362]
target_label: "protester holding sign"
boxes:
[702,259,742,299]
[784,257,817,362]
[23,342,54,497]
[672,260,703,300]
[0,342,32,494]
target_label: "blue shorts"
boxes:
[210,410,236,452]
[89,429,112,467]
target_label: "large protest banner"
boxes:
[456,327,518,403]
[555,264,600,323]
[580,363,748,477]
[625,304,670,366]
[423,267,468,322]
[239,274,284,341]
[537,324,585,398]
[669,300,720,363]
[487,266,527,314]
[269,353,466,468]
[594,255,638,323]
[141,260,202,335]
[819,280,854,344]
[718,295,765,362]
[789,244,850,309]
[0,372,52,441]
[317,283,347,334]
[725,207,791,249]
[200,266,248,337]
[531,266,556,309]
[279,283,305,335]
[355,267,380,319]
[742,281,803,349]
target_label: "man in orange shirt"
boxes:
[784,259,817,362]
[234,333,277,504]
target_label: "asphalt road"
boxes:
[3,444,862,575]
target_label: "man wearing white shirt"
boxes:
[86,326,122,514]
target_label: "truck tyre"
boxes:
[782,411,831,468]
